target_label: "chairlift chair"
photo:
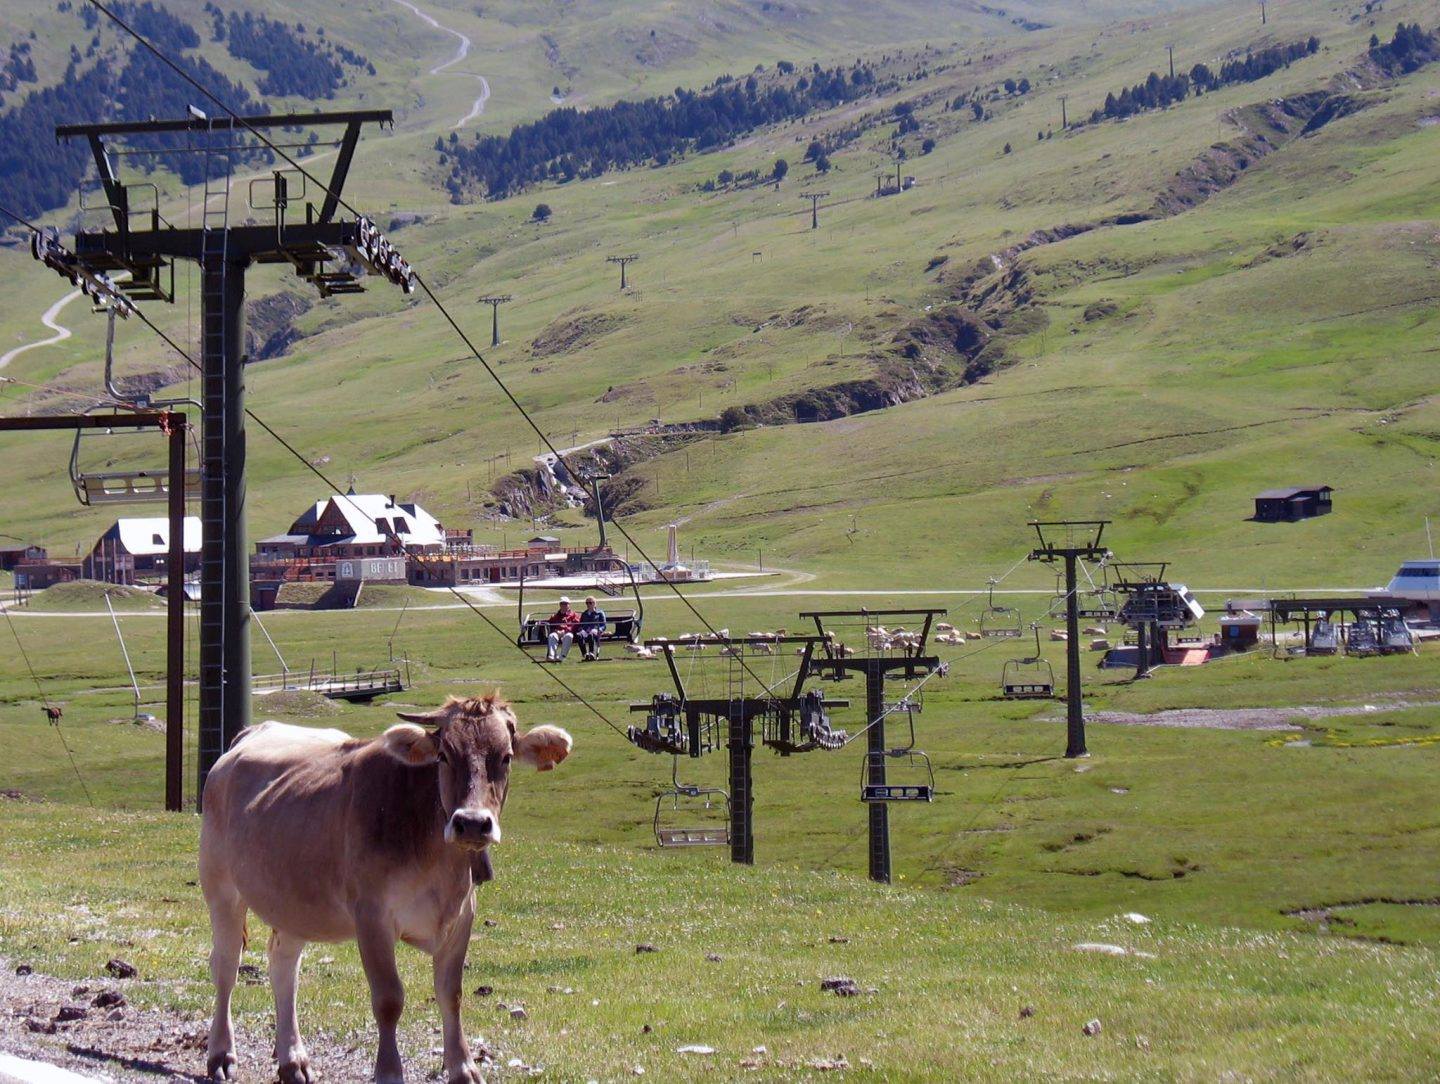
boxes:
[978,578,1023,638]
[1380,613,1414,655]
[654,759,730,847]
[1001,624,1055,699]
[1345,617,1380,657]
[69,407,201,506]
[517,557,643,651]
[1045,571,1069,619]
[860,749,935,802]
[1307,615,1340,656]
[858,696,934,801]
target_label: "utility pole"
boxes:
[606,253,639,290]
[799,190,829,229]
[477,294,512,348]
[1167,43,1175,79]
[1027,521,1110,758]
[54,108,409,801]
[1058,93,1069,129]
[1260,0,1267,24]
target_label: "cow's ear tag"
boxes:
[381,723,440,766]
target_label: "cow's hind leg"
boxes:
[269,929,312,1083]
[203,886,247,1080]
[433,894,480,1084]
[357,913,406,1083]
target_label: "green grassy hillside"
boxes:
[2,4,1440,1074]
[2,0,1435,596]
[3,796,1437,1081]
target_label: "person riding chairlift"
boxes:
[577,595,607,661]
[545,597,581,662]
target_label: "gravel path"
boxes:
[0,962,479,1083]
[1088,699,1440,732]
[390,0,491,129]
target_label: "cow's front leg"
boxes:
[356,912,406,1083]
[433,893,480,1084]
[268,929,312,1083]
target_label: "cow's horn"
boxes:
[395,708,446,725]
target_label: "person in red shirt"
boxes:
[545,597,581,662]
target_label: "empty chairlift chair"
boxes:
[1001,624,1055,699]
[1380,612,1415,655]
[1308,615,1340,656]
[69,407,201,506]
[859,699,934,802]
[1345,617,1380,657]
[978,578,1023,638]
[653,759,730,847]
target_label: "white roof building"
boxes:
[98,516,202,556]
[261,493,446,550]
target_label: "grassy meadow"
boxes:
[1,0,1439,1076]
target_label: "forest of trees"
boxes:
[211,6,372,99]
[1090,37,1319,123]
[0,2,263,218]
[1,43,38,96]
[437,62,892,200]
[1368,22,1440,75]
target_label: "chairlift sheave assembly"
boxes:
[1001,623,1056,699]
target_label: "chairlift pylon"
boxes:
[654,757,730,847]
[1001,623,1055,699]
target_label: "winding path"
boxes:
[0,289,81,374]
[389,0,491,129]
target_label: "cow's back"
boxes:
[200,722,362,941]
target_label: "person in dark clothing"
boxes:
[577,596,607,661]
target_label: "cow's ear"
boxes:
[381,723,440,766]
[514,725,572,772]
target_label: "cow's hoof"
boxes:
[447,1063,483,1084]
[206,1051,238,1080]
[279,1055,314,1083]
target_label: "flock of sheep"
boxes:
[617,620,1118,661]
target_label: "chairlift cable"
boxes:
[79,0,819,705]
[0,223,635,742]
[0,600,94,807]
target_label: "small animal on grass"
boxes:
[199,693,572,1083]
[43,705,62,722]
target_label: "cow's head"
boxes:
[381,693,571,850]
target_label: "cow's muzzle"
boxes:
[446,808,501,848]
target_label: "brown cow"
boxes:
[199,694,572,1083]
